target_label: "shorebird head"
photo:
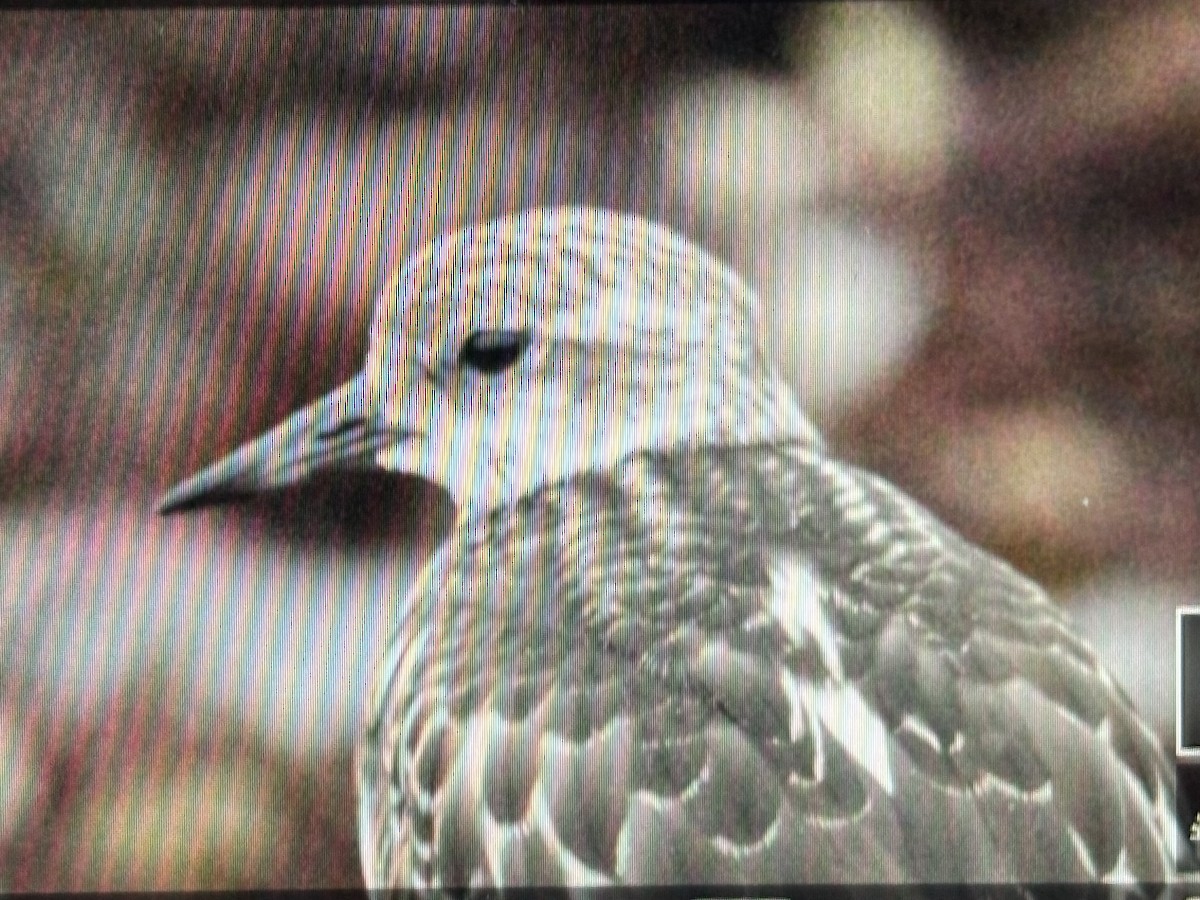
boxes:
[158,207,818,519]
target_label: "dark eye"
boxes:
[459,329,531,375]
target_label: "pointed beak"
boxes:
[156,377,402,514]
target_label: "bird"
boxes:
[158,206,1179,891]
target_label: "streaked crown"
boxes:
[368,207,817,514]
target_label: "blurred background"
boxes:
[2,3,1199,889]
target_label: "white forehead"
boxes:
[368,207,761,358]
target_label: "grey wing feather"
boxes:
[798,457,1178,882]
[357,444,1178,888]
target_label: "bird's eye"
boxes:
[459,329,531,375]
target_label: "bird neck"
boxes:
[452,432,824,534]
[448,367,823,526]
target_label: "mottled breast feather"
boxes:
[358,441,1176,889]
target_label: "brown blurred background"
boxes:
[2,4,1199,890]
